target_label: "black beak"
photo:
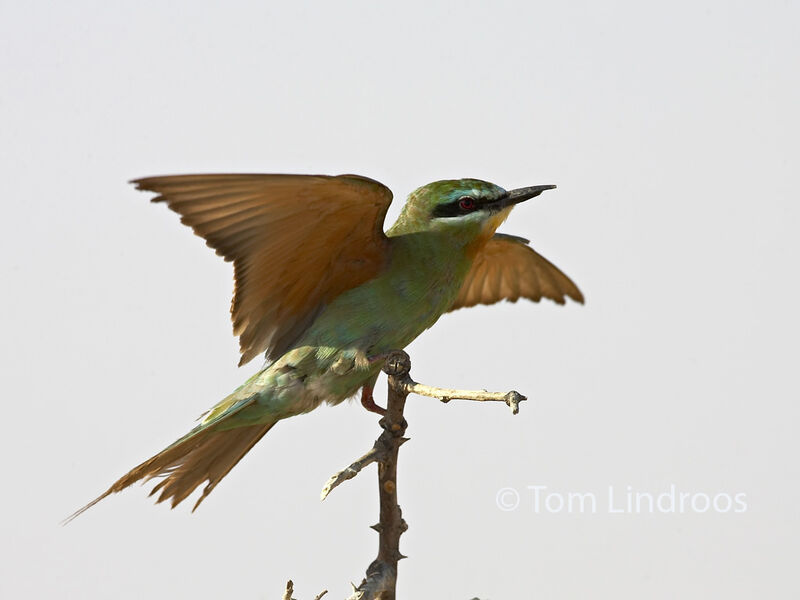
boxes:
[503,184,557,207]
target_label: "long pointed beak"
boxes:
[503,184,557,207]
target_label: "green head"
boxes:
[388,178,555,244]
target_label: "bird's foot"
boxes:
[367,349,411,374]
[360,385,386,416]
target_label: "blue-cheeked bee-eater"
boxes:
[71,174,583,517]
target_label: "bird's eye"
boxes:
[458,196,476,211]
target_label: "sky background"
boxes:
[1,1,798,598]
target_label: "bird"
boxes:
[70,173,583,518]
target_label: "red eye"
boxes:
[458,197,476,211]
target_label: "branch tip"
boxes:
[504,391,526,415]
[282,580,294,600]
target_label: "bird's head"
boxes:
[390,178,555,250]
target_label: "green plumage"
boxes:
[68,176,581,518]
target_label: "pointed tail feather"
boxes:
[65,420,276,523]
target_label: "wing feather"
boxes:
[133,174,393,365]
[450,233,583,311]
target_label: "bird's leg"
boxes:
[360,385,386,416]
[358,351,411,415]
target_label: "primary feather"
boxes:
[133,174,393,365]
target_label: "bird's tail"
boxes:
[66,383,278,521]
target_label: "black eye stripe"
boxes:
[432,198,471,218]
[431,194,503,218]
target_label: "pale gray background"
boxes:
[1,1,798,598]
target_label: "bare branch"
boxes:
[343,350,412,600]
[302,350,528,598]
[398,378,526,415]
[280,580,327,600]
[282,580,294,600]
[320,443,386,501]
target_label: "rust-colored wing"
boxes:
[132,174,393,365]
[450,233,584,311]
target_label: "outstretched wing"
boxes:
[133,174,393,365]
[450,233,584,311]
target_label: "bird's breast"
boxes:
[287,233,476,391]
